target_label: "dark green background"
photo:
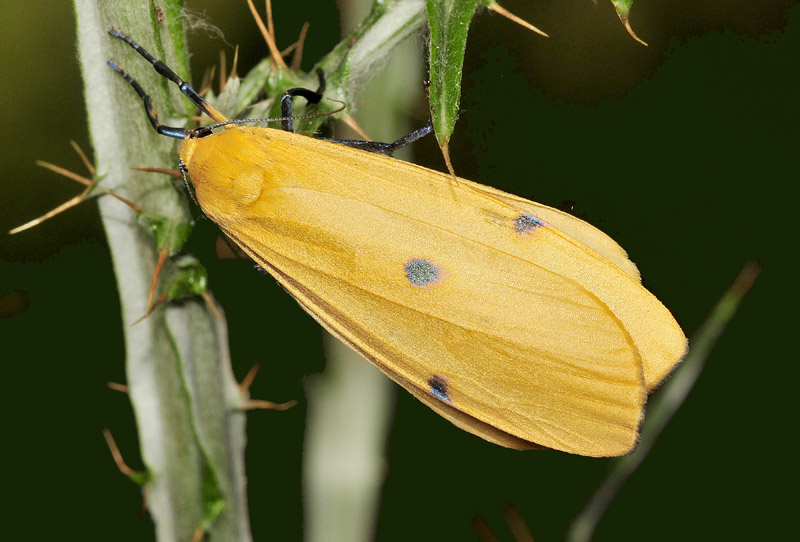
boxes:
[1,1,795,540]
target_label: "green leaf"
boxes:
[426,0,481,149]
[138,211,194,255]
[611,0,634,11]
[314,0,427,132]
[152,256,209,301]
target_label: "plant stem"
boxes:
[73,2,249,540]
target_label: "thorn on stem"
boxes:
[489,3,549,38]
[245,399,298,411]
[239,363,261,394]
[132,167,182,179]
[102,428,139,479]
[246,0,288,70]
[145,246,170,316]
[107,382,130,394]
[289,22,310,71]
[341,115,372,141]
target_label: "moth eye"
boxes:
[404,258,440,287]
[428,375,451,402]
[513,214,544,234]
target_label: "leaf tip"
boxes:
[439,141,455,177]
[617,11,648,46]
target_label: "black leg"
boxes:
[278,67,432,155]
[325,118,434,156]
[280,68,326,133]
[108,28,228,129]
[110,27,434,155]
[107,59,192,139]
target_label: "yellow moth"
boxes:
[108,29,686,457]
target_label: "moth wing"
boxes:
[193,132,646,456]
[234,219,646,456]
[458,180,688,387]
[462,181,641,282]
[459,183,686,388]
[187,128,681,453]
